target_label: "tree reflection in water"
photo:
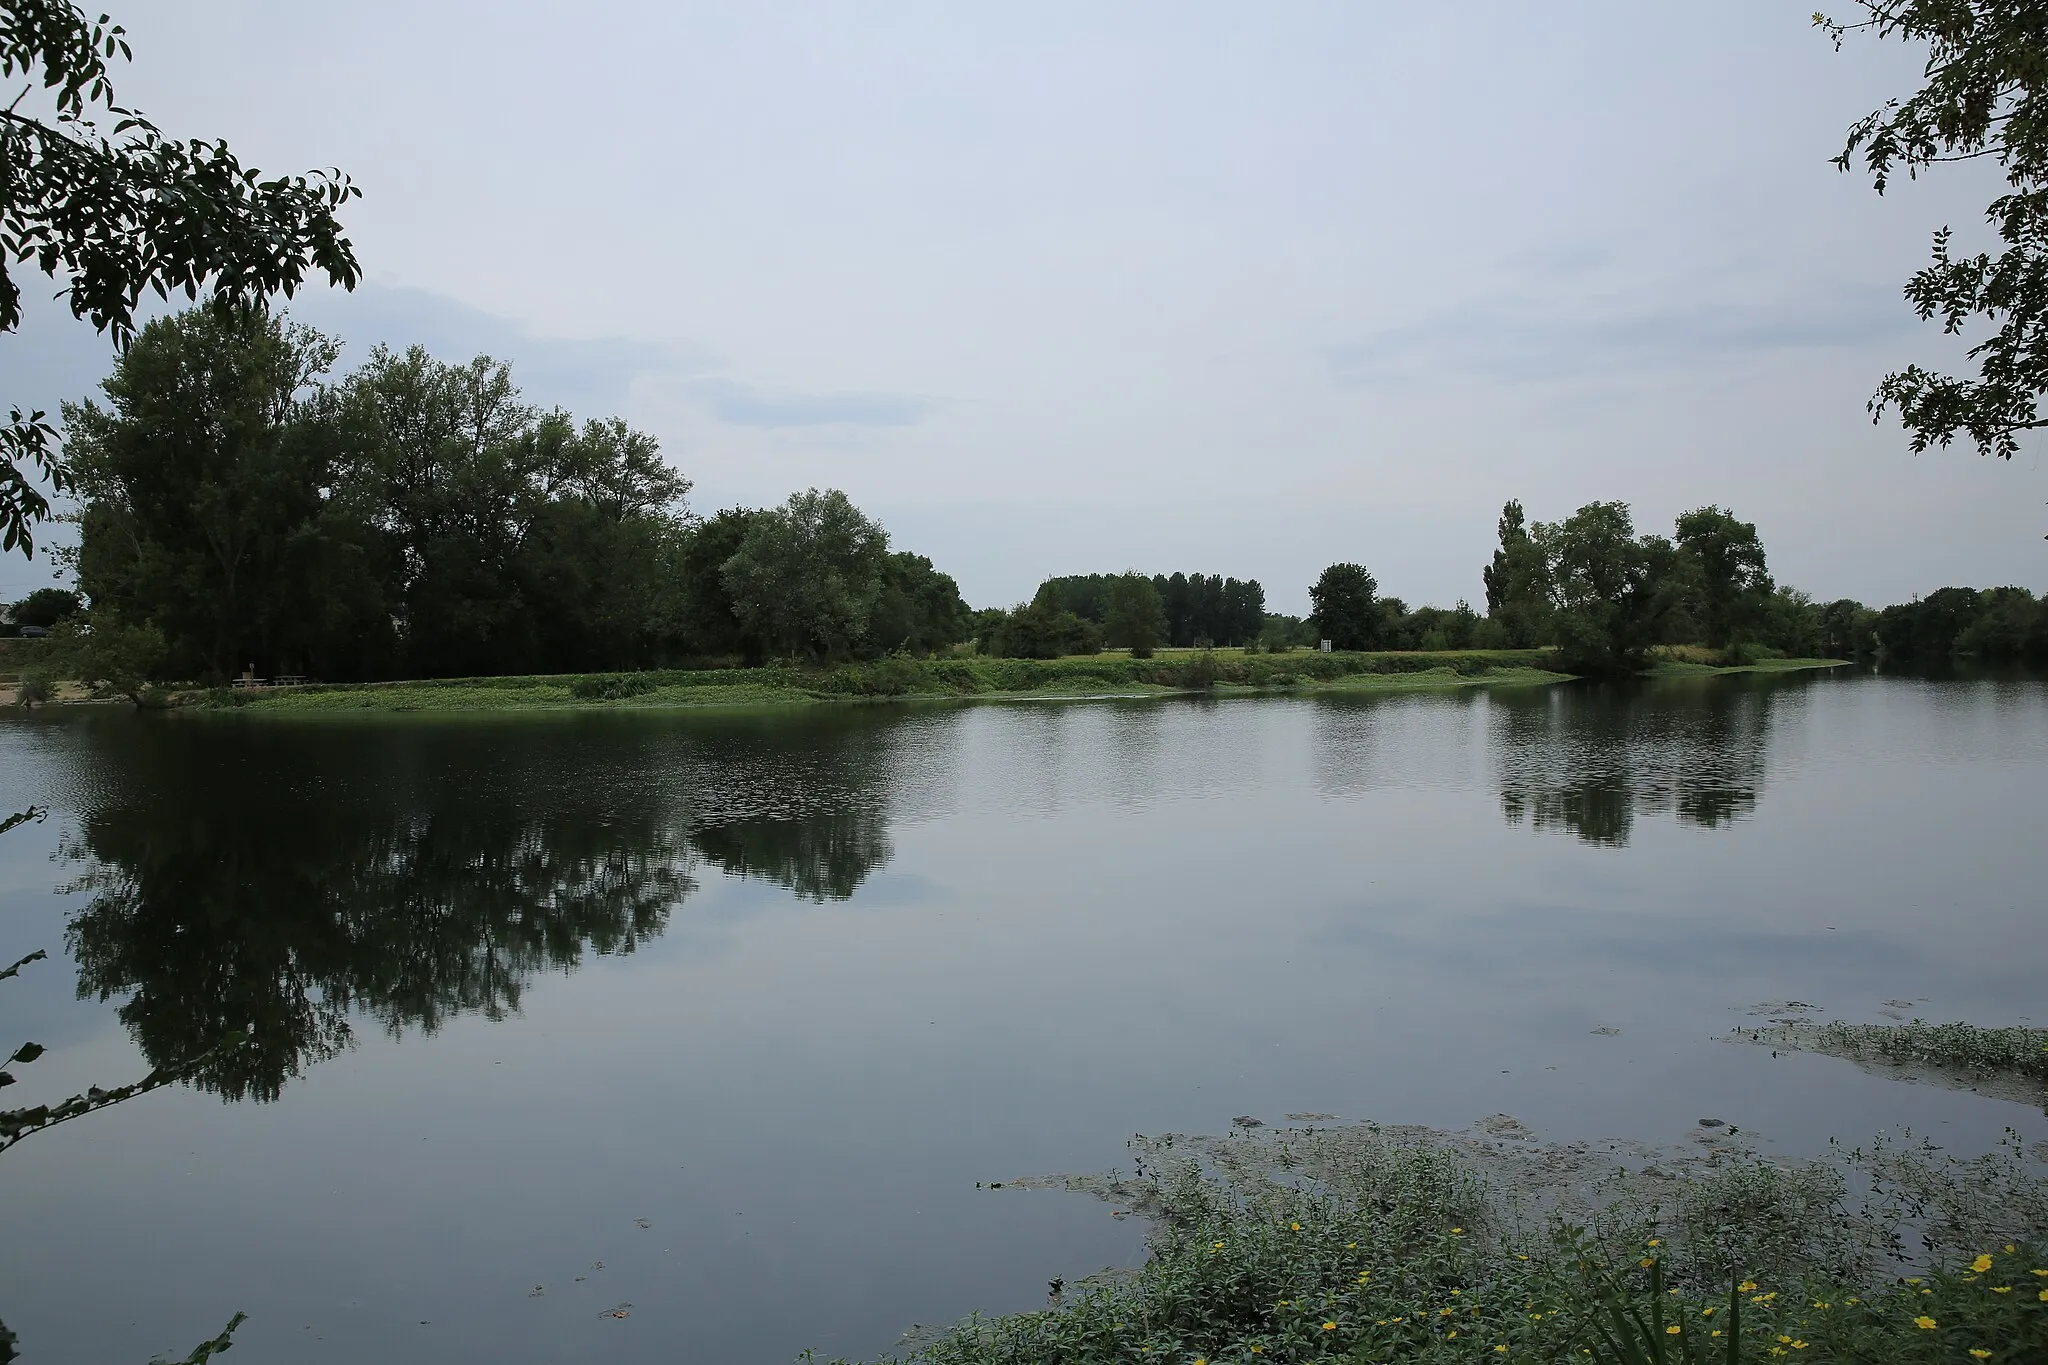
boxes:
[58,713,904,1103]
[1491,677,1775,848]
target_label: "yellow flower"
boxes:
[1792,1342,1807,1351]
[1970,1351,1992,1360]
[1322,1322,1337,1332]
[1640,1258,1656,1269]
[1290,1222,1302,1231]
[1702,1308,1716,1317]
[1346,1241,1357,1249]
[1710,1331,1722,1339]
[1906,1278,1922,1285]
[1915,1315,1937,1329]
[1648,1239,1662,1247]
[1448,1330,1458,1339]
[2006,1244,2017,1254]
[1516,1254,1530,1262]
[1451,1289,1462,1295]
[2036,1270,2048,1278]
[1212,1241,1225,1250]
[1665,1326,1681,1336]
[1993,1286,2012,1294]
[1249,1350,1262,1356]
[1739,1281,1758,1292]
[1440,1308,1454,1317]
[2039,1288,2048,1302]
[1778,1336,1792,1344]
[1495,1348,1508,1356]
[1974,1254,1995,1273]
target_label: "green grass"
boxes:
[1646,657,1851,678]
[830,1123,2048,1365]
[200,650,1574,714]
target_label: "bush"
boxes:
[13,669,53,707]
[568,673,657,701]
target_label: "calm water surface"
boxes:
[2,671,2044,1363]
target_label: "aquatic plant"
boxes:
[823,1122,2048,1365]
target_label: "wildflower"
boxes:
[1993,1286,2012,1294]
[2006,1244,2017,1254]
[1974,1254,1995,1273]
[1495,1348,1508,1355]
[1792,1342,1807,1351]
[1810,1301,1829,1309]
[1347,1241,1357,1249]
[2036,1270,2048,1278]
[1906,1278,1923,1285]
[1971,1352,1992,1360]
[1739,1281,1758,1292]
[1440,1308,1454,1317]
[1452,1227,1464,1233]
[1778,1336,1793,1344]
[1290,1222,1302,1231]
[1448,1330,1458,1339]
[1648,1239,1662,1247]
[1702,1307,1716,1317]
[1451,1289,1462,1295]
[1516,1254,1529,1262]
[1211,1241,1225,1250]
[1322,1322,1337,1332]
[1640,1258,1656,1269]
[2040,1288,2048,1302]
[1665,1326,1681,1336]
[1710,1331,1722,1339]
[1915,1316,1938,1329]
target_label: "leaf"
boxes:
[7,1043,44,1066]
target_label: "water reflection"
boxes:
[1490,678,1776,847]
[54,714,906,1102]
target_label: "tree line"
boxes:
[48,305,970,682]
[16,309,2048,682]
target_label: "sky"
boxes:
[4,0,2045,613]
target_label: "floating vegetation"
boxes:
[836,1117,2048,1365]
[1732,1021,2048,1109]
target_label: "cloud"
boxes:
[288,283,705,419]
[1325,290,1919,389]
[677,379,934,429]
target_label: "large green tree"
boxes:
[1672,505,1773,651]
[1309,562,1381,650]
[1536,501,1666,675]
[1481,499,1552,647]
[1103,570,1168,656]
[721,488,889,662]
[3,0,359,556]
[1822,3,2048,463]
[64,304,386,679]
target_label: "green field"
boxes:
[158,648,1851,715]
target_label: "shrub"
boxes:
[568,673,657,701]
[13,669,53,707]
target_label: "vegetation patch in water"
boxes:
[1732,1021,2048,1107]
[833,1118,2048,1365]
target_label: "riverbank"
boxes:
[6,649,1854,715]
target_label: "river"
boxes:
[1,669,2043,1363]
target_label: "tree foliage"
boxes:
[2,0,360,556]
[1821,3,2048,463]
[722,488,890,662]
[1309,562,1381,650]
[1672,504,1774,651]
[1482,499,1552,647]
[1102,571,1168,657]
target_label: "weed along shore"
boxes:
[845,1065,2048,1365]
[171,650,1849,716]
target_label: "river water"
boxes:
[1,670,2043,1363]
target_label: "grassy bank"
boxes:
[200,650,1573,714]
[841,1117,2047,1365]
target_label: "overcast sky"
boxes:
[5,0,2045,612]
